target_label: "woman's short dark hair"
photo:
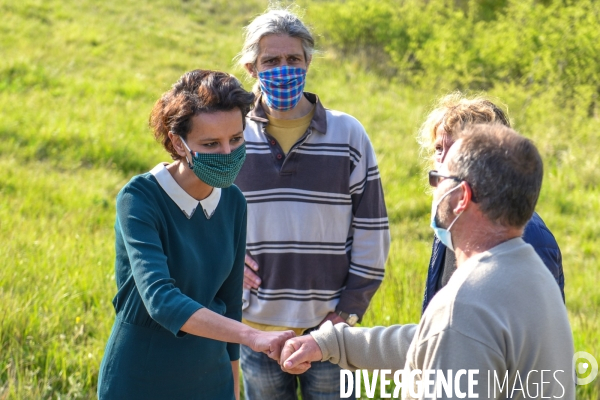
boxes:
[150,69,255,160]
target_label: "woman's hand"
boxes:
[249,330,296,361]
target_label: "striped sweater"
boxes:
[235,93,390,328]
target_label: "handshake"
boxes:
[252,329,325,374]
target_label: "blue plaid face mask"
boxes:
[258,66,307,111]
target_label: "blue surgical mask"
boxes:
[430,185,463,251]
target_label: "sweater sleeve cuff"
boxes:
[170,302,205,337]
[310,321,342,363]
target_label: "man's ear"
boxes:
[245,63,258,79]
[453,181,473,215]
[168,132,188,159]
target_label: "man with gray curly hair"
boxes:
[233,8,390,400]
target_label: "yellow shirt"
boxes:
[265,106,315,154]
[242,318,306,336]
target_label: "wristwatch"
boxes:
[337,311,359,327]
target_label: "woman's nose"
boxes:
[221,142,232,154]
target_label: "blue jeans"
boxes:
[240,344,356,400]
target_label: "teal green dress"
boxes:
[98,171,246,399]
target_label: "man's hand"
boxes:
[250,330,296,361]
[319,311,345,326]
[244,254,261,289]
[279,335,323,374]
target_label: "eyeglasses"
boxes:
[428,170,462,187]
[428,170,478,202]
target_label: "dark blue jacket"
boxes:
[422,212,565,314]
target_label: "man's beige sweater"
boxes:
[312,238,574,399]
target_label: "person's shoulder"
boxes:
[221,184,247,206]
[243,118,262,135]
[119,172,156,193]
[117,171,160,205]
[219,185,247,224]
[222,184,244,198]
[325,109,365,131]
[457,239,554,305]
[522,212,559,249]
[323,109,373,148]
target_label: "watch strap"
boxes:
[337,310,359,326]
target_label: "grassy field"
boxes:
[0,0,598,398]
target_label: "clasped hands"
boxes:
[254,330,323,374]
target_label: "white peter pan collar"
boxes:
[150,163,221,220]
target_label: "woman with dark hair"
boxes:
[97,70,294,400]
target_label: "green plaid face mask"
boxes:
[180,138,246,188]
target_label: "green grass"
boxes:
[0,0,598,398]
